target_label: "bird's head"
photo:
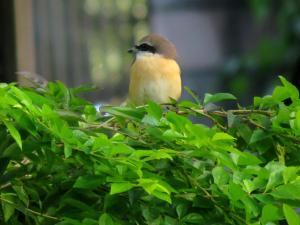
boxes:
[128,34,177,60]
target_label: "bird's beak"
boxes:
[128,46,137,53]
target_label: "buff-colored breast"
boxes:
[128,55,181,105]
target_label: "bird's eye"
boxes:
[136,43,156,53]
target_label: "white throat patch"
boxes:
[136,51,161,59]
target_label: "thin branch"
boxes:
[191,108,274,117]
[188,108,227,131]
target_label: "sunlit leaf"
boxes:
[204,93,236,105]
[3,121,22,149]
[283,204,300,225]
[110,182,135,195]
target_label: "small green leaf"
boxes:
[212,166,229,187]
[279,76,299,102]
[64,143,72,158]
[204,92,236,105]
[295,110,300,130]
[265,169,284,192]
[146,101,162,120]
[151,189,172,203]
[57,217,84,225]
[3,121,22,149]
[182,213,204,224]
[176,204,188,219]
[237,152,262,165]
[138,179,172,203]
[283,167,299,184]
[1,194,15,222]
[283,204,300,225]
[82,218,98,225]
[73,175,105,189]
[163,129,184,140]
[102,106,144,121]
[110,144,134,156]
[178,100,200,108]
[184,86,201,104]
[260,204,281,224]
[110,182,135,195]
[98,213,115,225]
[272,86,290,102]
[12,185,29,207]
[270,181,300,200]
[249,129,269,144]
[228,181,246,201]
[212,132,236,141]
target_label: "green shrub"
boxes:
[0,76,300,225]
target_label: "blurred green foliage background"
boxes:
[222,0,300,103]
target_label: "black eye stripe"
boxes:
[136,43,156,53]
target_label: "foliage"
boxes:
[0,77,300,225]
[223,0,300,102]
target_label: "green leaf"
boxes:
[184,86,201,104]
[102,106,144,121]
[283,167,299,184]
[82,218,98,225]
[249,129,269,144]
[64,143,72,158]
[204,92,236,105]
[12,185,29,207]
[265,167,284,192]
[260,204,281,224]
[163,129,184,140]
[182,213,204,224]
[178,100,200,108]
[73,175,105,189]
[176,204,188,219]
[151,189,172,204]
[146,101,162,120]
[1,194,15,222]
[236,152,262,165]
[164,216,178,225]
[272,86,290,102]
[10,110,37,136]
[283,204,300,225]
[57,218,83,225]
[212,166,229,187]
[138,179,172,203]
[228,181,246,201]
[279,76,299,102]
[212,132,236,141]
[270,181,300,200]
[110,182,135,195]
[295,110,300,130]
[24,89,53,106]
[98,213,115,225]
[109,144,134,156]
[3,121,22,149]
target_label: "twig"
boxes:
[189,108,227,131]
[191,108,274,117]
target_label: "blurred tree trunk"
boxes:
[0,0,16,82]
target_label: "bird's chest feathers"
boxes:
[131,55,179,84]
[129,55,181,104]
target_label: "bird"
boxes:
[127,34,181,106]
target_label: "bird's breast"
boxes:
[128,55,181,105]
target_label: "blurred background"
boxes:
[1,0,300,105]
